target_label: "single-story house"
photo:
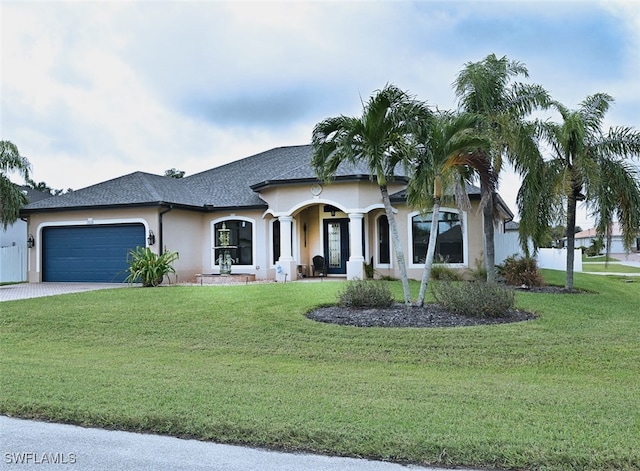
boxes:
[20,145,514,283]
[573,224,640,254]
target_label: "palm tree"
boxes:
[0,141,31,230]
[407,111,493,306]
[520,93,640,290]
[312,84,430,305]
[453,54,550,281]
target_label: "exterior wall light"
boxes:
[27,234,35,248]
[147,230,156,246]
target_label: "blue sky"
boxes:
[2,0,639,228]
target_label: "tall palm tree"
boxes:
[312,84,430,305]
[453,54,550,281]
[0,141,31,230]
[407,111,493,306]
[521,93,640,290]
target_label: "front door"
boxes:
[323,219,349,275]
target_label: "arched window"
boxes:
[213,219,253,265]
[377,215,390,264]
[411,211,463,264]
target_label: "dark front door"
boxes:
[323,219,349,275]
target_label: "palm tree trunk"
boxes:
[417,198,440,307]
[483,195,496,282]
[380,184,412,305]
[565,193,577,291]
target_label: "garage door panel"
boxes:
[43,224,145,282]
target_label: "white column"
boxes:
[278,215,294,261]
[276,215,297,282]
[347,213,365,280]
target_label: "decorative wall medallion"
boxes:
[310,183,322,196]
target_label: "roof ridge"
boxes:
[137,172,165,201]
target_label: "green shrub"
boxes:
[585,237,604,257]
[363,257,375,279]
[468,255,488,281]
[430,264,463,281]
[125,247,179,287]
[430,280,515,318]
[337,279,395,308]
[501,255,545,287]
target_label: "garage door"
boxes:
[42,224,145,282]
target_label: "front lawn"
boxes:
[1,272,639,470]
[582,262,640,274]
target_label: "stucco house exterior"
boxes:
[573,224,640,254]
[20,145,514,284]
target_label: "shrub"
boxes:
[585,237,604,257]
[430,265,463,281]
[125,247,179,287]
[337,279,394,308]
[363,257,374,279]
[502,255,545,287]
[465,255,488,281]
[430,280,515,318]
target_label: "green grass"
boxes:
[582,255,619,262]
[1,273,640,470]
[582,263,640,273]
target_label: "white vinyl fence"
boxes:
[537,248,582,272]
[0,245,27,283]
[494,232,581,272]
[494,233,531,265]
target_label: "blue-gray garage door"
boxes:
[42,224,145,282]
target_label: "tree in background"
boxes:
[164,168,186,178]
[0,141,31,230]
[520,93,640,290]
[25,177,72,196]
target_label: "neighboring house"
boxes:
[573,224,639,254]
[1,186,52,282]
[20,145,514,283]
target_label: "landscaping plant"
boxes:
[124,246,179,287]
[337,279,394,308]
[501,254,545,287]
[430,280,515,317]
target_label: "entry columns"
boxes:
[347,212,365,280]
[276,215,297,282]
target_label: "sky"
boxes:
[2,0,639,229]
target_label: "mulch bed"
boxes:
[306,285,580,328]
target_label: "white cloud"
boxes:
[1,0,638,230]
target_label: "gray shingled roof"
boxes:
[20,186,53,204]
[23,171,203,212]
[22,145,408,213]
[22,145,508,216]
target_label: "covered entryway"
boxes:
[42,224,145,282]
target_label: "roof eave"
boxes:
[251,174,408,191]
[20,201,204,215]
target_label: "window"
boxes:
[272,219,280,265]
[412,211,463,264]
[377,215,390,264]
[214,219,253,265]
